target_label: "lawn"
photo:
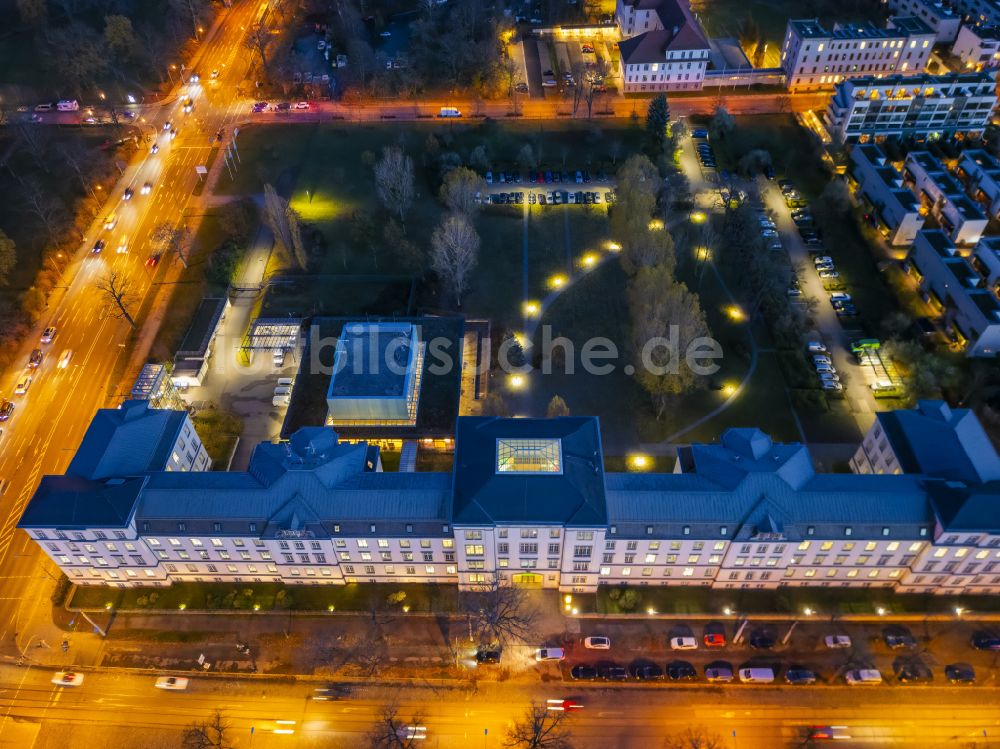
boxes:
[70,581,460,613]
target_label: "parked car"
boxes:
[739,667,775,683]
[704,661,734,682]
[883,626,917,650]
[945,663,976,684]
[809,726,852,741]
[785,667,817,685]
[845,668,882,685]
[630,664,664,680]
[534,647,565,661]
[748,630,776,650]
[666,660,697,681]
[896,661,933,684]
[476,648,501,664]
[570,665,598,680]
[154,676,189,690]
[584,636,611,650]
[812,355,832,366]
[818,270,840,279]
[598,664,628,681]
[52,672,84,686]
[971,631,1000,651]
[807,342,827,353]
[670,636,698,651]
[822,381,844,392]
[703,622,726,648]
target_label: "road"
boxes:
[1,666,999,748]
[0,0,267,672]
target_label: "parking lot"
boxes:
[523,34,618,98]
[531,618,1000,689]
[479,168,615,206]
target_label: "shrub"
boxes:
[617,589,641,612]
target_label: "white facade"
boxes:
[825,72,998,143]
[782,17,935,92]
[953,24,1000,69]
[904,152,989,246]
[957,149,1000,219]
[615,0,712,92]
[886,0,963,42]
[849,143,926,246]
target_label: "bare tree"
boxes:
[462,570,538,647]
[14,122,51,173]
[95,271,139,328]
[662,728,725,749]
[244,17,271,79]
[374,146,415,224]
[57,138,97,195]
[440,167,485,217]
[0,229,17,286]
[505,701,573,749]
[262,183,293,252]
[19,177,67,241]
[368,703,427,749]
[286,206,308,270]
[430,213,480,308]
[152,222,191,269]
[183,710,235,749]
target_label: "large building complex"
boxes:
[953,23,1000,68]
[904,151,989,246]
[18,406,1000,595]
[615,0,712,92]
[824,71,998,143]
[781,17,935,92]
[886,0,963,42]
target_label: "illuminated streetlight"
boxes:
[509,374,526,390]
[648,218,664,231]
[723,606,733,616]
[804,607,814,616]
[955,606,965,617]
[725,305,746,322]
[548,273,567,290]
[628,453,652,471]
[522,300,540,317]
[579,252,598,269]
[647,607,657,615]
[876,606,887,616]
[690,210,707,224]
[606,241,622,252]
[721,382,738,397]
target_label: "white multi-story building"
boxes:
[904,151,989,245]
[615,0,711,92]
[825,72,998,143]
[781,16,935,92]
[953,24,1000,69]
[886,0,963,42]
[957,148,1000,218]
[19,410,1000,594]
[849,143,926,246]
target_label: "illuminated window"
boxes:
[496,439,562,473]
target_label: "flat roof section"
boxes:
[328,323,418,399]
[177,297,227,357]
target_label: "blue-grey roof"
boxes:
[19,475,145,529]
[66,400,189,480]
[877,401,1000,484]
[451,417,607,526]
[928,479,1000,532]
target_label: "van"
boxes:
[273,386,292,397]
[844,668,882,685]
[57,99,80,111]
[272,394,290,407]
[438,107,462,118]
[277,377,295,387]
[738,667,775,683]
[534,647,565,661]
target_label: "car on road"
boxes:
[748,630,776,650]
[584,636,610,650]
[155,676,189,690]
[476,648,501,664]
[211,68,220,78]
[704,661,733,682]
[692,128,708,138]
[141,182,152,195]
[945,663,976,684]
[91,238,106,254]
[397,726,426,741]
[883,626,917,650]
[275,102,291,111]
[116,236,129,254]
[41,326,56,344]
[785,667,817,685]
[971,631,1000,650]
[809,726,851,741]
[670,636,698,650]
[169,128,178,139]
[103,213,118,230]
[52,672,84,687]
[28,349,43,368]
[570,665,598,680]
[0,399,14,421]
[14,373,32,395]
[703,622,726,648]
[293,101,310,109]
[630,664,664,680]
[546,699,583,711]
[189,73,200,83]
[182,99,193,113]
[252,102,268,113]
[123,187,134,200]
[534,647,565,661]
[844,668,882,685]
[151,143,159,153]
[163,120,172,131]
[666,660,697,681]
[146,253,162,268]
[57,350,73,369]
[598,664,628,681]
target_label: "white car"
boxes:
[14,373,32,395]
[141,182,152,195]
[819,270,840,279]
[57,350,73,368]
[824,635,852,649]
[814,256,834,265]
[819,372,841,382]
[822,381,844,391]
[583,636,611,649]
[116,236,129,254]
[293,101,310,109]
[52,672,84,687]
[761,229,778,238]
[151,143,160,154]
[812,355,832,366]
[534,647,565,661]
[154,676,189,690]
[670,636,698,650]
[163,121,172,131]
[845,668,882,685]
[398,726,426,741]
[829,292,852,303]
[815,365,836,375]
[41,326,56,343]
[807,342,827,353]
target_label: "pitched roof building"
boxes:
[615,0,711,92]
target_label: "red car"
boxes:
[145,253,162,268]
[546,699,583,711]
[704,621,727,648]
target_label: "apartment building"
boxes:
[906,229,1000,354]
[19,410,1000,595]
[904,151,989,245]
[957,148,1000,218]
[972,235,1000,292]
[953,24,1000,68]
[782,17,935,92]
[961,0,1000,25]
[825,72,997,143]
[615,0,711,92]
[849,143,926,245]
[851,400,1000,480]
[886,0,963,42]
